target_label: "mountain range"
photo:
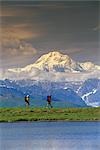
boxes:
[0,78,100,107]
[0,51,100,107]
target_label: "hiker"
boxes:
[47,95,53,108]
[25,95,30,106]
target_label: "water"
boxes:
[0,122,100,150]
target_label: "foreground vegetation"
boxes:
[0,107,100,122]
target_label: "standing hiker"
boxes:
[25,95,30,106]
[47,95,53,108]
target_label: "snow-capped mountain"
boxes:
[52,88,87,107]
[0,78,100,107]
[31,51,82,72]
[33,51,100,72]
[1,51,100,81]
[77,78,100,107]
[0,79,87,107]
[8,51,100,72]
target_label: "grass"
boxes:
[0,107,100,122]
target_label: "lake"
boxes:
[0,122,100,150]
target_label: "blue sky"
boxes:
[0,0,99,68]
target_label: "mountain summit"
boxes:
[33,51,77,72]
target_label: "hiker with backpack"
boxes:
[25,95,30,106]
[47,95,53,108]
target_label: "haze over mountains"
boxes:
[1,51,100,81]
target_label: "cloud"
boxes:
[0,26,37,68]
[1,67,100,81]
[3,40,36,56]
[36,71,100,82]
[0,37,37,58]
[1,25,40,40]
[0,19,43,68]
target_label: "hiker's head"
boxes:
[26,95,29,98]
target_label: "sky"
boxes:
[0,0,100,69]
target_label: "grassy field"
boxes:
[0,107,100,122]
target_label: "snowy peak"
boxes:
[32,51,100,72]
[80,62,95,71]
[33,51,76,72]
[35,51,72,65]
[35,51,71,64]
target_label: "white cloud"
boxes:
[0,36,37,68]
[1,67,100,81]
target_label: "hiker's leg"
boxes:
[50,103,53,108]
[46,102,49,108]
[25,102,28,107]
[25,101,30,107]
[48,103,51,108]
[28,101,30,106]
